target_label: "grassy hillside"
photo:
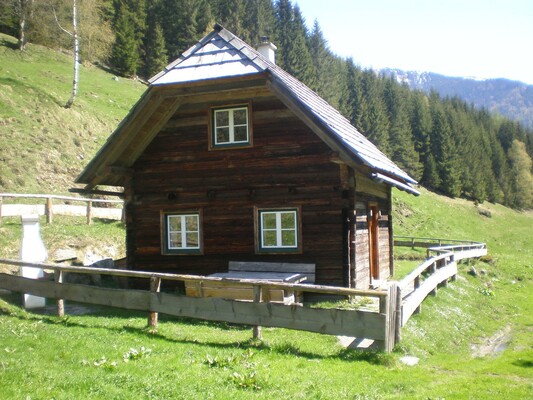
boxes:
[0,33,144,194]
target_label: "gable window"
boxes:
[162,211,202,254]
[209,103,252,149]
[256,208,301,253]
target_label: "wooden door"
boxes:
[368,204,380,281]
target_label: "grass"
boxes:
[0,33,144,194]
[0,188,532,399]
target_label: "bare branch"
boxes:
[52,5,73,37]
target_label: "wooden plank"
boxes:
[152,292,387,339]
[401,262,457,326]
[0,274,150,311]
[0,272,388,343]
[0,259,387,298]
[228,262,315,283]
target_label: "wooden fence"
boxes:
[0,237,487,352]
[392,236,487,339]
[0,258,398,352]
[0,193,123,224]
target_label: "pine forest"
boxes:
[1,0,532,209]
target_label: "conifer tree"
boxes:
[361,70,390,155]
[110,4,139,76]
[143,20,167,79]
[341,58,366,130]
[508,139,533,209]
[430,101,461,197]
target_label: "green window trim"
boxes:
[209,104,252,149]
[162,211,202,255]
[256,208,301,253]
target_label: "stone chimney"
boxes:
[256,36,277,64]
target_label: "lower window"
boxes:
[256,208,301,253]
[162,211,202,254]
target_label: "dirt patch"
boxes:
[472,325,512,357]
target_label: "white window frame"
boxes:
[257,208,300,253]
[163,212,202,254]
[210,104,252,148]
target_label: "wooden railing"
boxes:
[0,258,399,353]
[392,236,487,340]
[0,193,123,224]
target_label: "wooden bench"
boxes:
[185,261,315,304]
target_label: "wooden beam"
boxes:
[69,188,125,198]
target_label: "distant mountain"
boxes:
[381,69,533,129]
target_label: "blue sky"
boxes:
[297,0,533,84]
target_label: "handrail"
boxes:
[0,258,388,298]
[0,193,123,224]
[0,193,123,204]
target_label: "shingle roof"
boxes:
[151,24,417,189]
[78,24,418,194]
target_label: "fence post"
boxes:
[450,254,457,282]
[55,270,64,317]
[86,201,92,225]
[430,260,437,296]
[414,276,422,314]
[148,276,161,328]
[46,197,53,224]
[395,284,402,344]
[0,196,3,225]
[252,285,263,340]
[383,282,398,353]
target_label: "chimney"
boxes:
[256,36,277,64]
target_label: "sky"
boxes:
[296,0,533,85]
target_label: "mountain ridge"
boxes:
[381,68,533,129]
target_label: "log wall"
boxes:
[123,83,394,288]
[128,89,345,285]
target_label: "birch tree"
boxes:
[54,0,79,108]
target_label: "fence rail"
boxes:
[0,258,397,352]
[0,236,487,352]
[393,236,487,335]
[0,193,123,224]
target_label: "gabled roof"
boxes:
[77,24,418,195]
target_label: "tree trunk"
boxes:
[65,0,79,109]
[18,0,29,51]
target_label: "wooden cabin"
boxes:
[76,25,419,289]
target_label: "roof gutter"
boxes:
[371,172,420,196]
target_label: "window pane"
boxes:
[186,232,199,248]
[168,216,181,232]
[233,109,247,125]
[233,126,248,142]
[280,212,296,229]
[215,110,229,127]
[216,127,230,143]
[262,231,277,247]
[261,213,276,229]
[281,230,296,247]
[169,232,182,248]
[185,215,198,231]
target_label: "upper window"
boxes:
[162,211,202,254]
[256,208,301,253]
[209,104,252,149]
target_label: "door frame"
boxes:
[367,202,380,281]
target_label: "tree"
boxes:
[360,70,390,155]
[142,20,167,79]
[508,139,533,209]
[430,101,461,197]
[0,0,34,50]
[111,4,140,77]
